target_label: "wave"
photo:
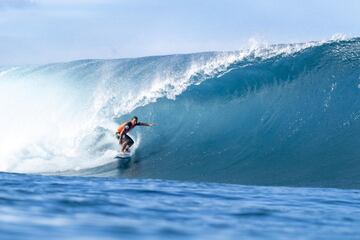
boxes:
[1,37,360,188]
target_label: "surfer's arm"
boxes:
[119,125,130,138]
[137,122,155,127]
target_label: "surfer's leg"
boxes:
[121,143,127,152]
[122,135,134,152]
[128,136,134,147]
[119,135,128,152]
[124,145,130,153]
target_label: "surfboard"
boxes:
[115,152,131,159]
[115,145,136,159]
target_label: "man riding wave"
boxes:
[116,116,154,153]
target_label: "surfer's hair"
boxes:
[132,116,138,121]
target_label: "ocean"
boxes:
[1,172,360,239]
[1,37,360,239]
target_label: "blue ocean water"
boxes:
[1,172,360,240]
[1,37,360,238]
[2,38,360,187]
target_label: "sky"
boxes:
[0,0,359,65]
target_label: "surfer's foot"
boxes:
[121,146,130,153]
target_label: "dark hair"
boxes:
[132,116,138,121]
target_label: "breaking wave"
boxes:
[1,36,360,188]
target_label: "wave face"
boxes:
[1,38,360,188]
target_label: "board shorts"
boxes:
[116,133,134,145]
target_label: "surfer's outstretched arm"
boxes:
[137,122,155,127]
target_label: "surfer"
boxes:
[116,116,154,153]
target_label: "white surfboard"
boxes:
[115,152,131,158]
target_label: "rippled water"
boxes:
[1,172,359,239]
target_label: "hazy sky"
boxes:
[0,0,359,65]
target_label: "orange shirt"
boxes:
[117,121,135,133]
[117,122,127,133]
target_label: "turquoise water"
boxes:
[1,38,360,187]
[1,38,360,239]
[1,172,359,239]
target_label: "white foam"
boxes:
[93,41,323,122]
